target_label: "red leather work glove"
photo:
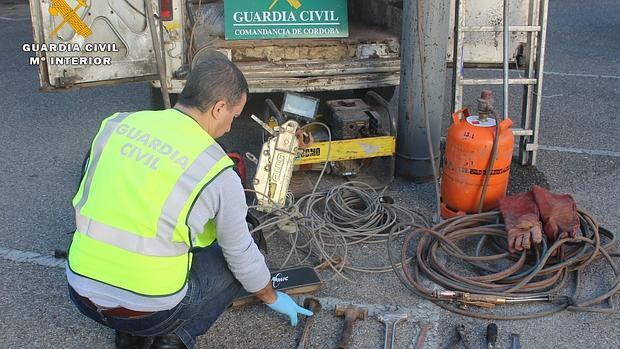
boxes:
[499,191,543,253]
[532,186,580,243]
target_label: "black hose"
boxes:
[477,108,501,213]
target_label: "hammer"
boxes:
[334,304,368,349]
[297,297,322,349]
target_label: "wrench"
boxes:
[378,311,409,349]
[297,297,322,349]
[413,323,433,349]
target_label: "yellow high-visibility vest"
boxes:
[68,109,233,296]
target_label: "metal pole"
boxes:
[451,0,464,112]
[529,0,550,165]
[396,0,451,182]
[145,0,171,109]
[519,0,538,165]
[503,0,510,119]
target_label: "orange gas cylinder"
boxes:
[440,108,514,218]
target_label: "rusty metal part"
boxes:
[413,323,433,349]
[377,311,408,349]
[296,297,322,349]
[477,89,495,122]
[295,129,314,149]
[315,256,344,272]
[334,304,368,349]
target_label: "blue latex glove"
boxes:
[266,291,313,326]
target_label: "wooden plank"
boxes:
[238,59,401,72]
[231,266,322,308]
[246,72,400,92]
[241,62,400,78]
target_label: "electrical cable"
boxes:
[477,106,501,213]
[187,0,203,69]
[301,122,332,195]
[387,209,620,319]
[415,0,441,222]
[247,178,429,280]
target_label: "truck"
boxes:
[27,0,533,98]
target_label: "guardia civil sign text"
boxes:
[225,0,349,40]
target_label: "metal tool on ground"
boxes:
[486,323,498,349]
[296,297,322,349]
[413,323,433,349]
[377,310,408,349]
[510,333,521,349]
[334,304,368,349]
[232,267,322,307]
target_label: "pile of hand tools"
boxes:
[296,298,434,349]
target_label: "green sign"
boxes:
[225,0,349,40]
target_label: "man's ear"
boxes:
[212,100,227,120]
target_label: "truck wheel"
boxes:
[150,86,178,110]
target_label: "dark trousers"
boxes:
[69,243,242,349]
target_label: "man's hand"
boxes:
[255,280,313,326]
[499,191,543,253]
[254,281,277,304]
[265,291,313,326]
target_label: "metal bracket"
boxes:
[525,143,539,152]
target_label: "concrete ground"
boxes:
[0,0,618,348]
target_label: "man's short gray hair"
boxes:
[177,51,249,112]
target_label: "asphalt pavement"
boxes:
[0,0,618,348]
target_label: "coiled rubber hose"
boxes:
[388,209,620,319]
